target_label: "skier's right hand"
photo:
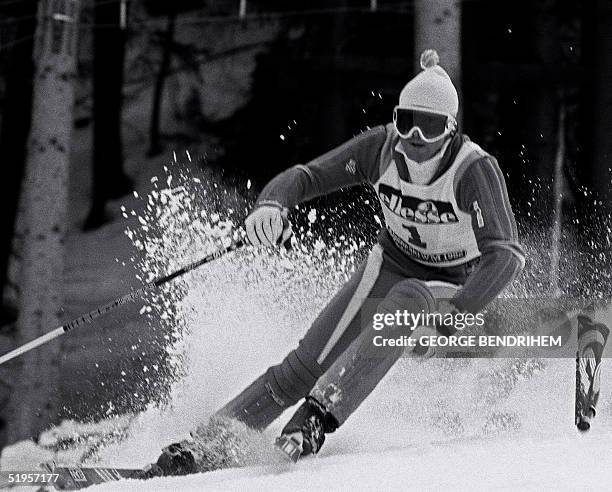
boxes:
[245,204,292,247]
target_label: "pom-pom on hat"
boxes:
[398,49,459,118]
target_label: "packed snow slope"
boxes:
[89,433,612,491]
[2,167,612,490]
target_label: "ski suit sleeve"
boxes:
[451,156,525,313]
[255,126,387,209]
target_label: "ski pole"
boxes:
[0,239,246,366]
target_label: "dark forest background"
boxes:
[0,0,610,450]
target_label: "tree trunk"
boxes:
[0,1,38,324]
[581,0,612,210]
[84,0,132,230]
[9,0,79,443]
[148,11,176,156]
[530,1,559,202]
[414,0,462,123]
[0,0,38,454]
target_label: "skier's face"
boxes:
[399,133,448,163]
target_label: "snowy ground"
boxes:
[92,433,612,491]
[4,353,612,490]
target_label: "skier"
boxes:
[148,50,525,475]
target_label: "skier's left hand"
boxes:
[435,299,461,335]
[411,325,440,359]
[436,299,459,316]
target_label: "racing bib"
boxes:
[375,141,482,267]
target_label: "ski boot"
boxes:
[275,396,338,462]
[138,416,267,478]
[137,442,197,478]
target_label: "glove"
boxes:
[245,204,292,247]
[435,299,461,336]
[411,325,440,359]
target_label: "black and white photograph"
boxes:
[0,0,611,489]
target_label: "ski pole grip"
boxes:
[278,213,293,251]
[279,236,293,251]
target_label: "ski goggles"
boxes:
[393,106,456,142]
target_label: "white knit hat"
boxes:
[398,50,459,118]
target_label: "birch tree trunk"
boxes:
[9,0,79,443]
[0,0,37,322]
[0,1,38,452]
[414,0,462,122]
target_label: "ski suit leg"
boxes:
[155,244,463,474]
[217,244,406,429]
[308,278,437,426]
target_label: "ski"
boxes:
[41,461,146,490]
[575,314,610,431]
